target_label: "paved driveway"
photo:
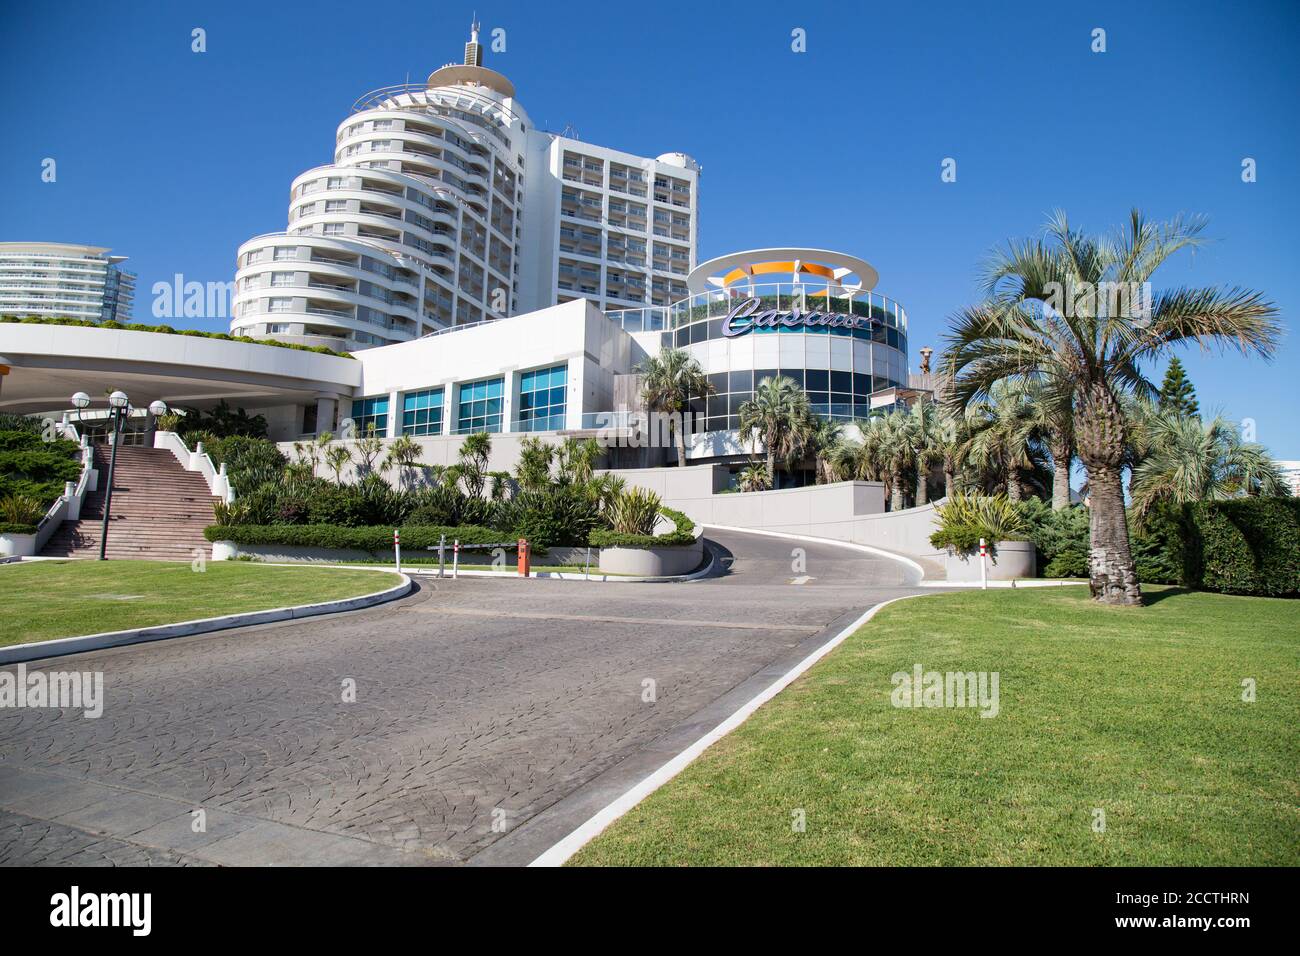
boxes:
[0,530,930,866]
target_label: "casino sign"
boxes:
[720,296,884,337]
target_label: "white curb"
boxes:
[702,523,928,580]
[528,591,931,866]
[0,571,412,665]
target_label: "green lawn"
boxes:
[0,560,403,646]
[572,586,1300,866]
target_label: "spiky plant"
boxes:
[608,486,663,535]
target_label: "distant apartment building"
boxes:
[1277,460,1300,496]
[230,21,699,352]
[0,242,136,322]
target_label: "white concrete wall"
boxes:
[603,463,947,569]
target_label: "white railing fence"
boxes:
[153,431,235,502]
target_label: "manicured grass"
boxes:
[0,560,402,646]
[571,586,1300,866]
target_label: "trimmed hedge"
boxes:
[589,506,697,548]
[1178,498,1300,597]
[1,314,354,359]
[0,521,38,535]
[203,524,504,552]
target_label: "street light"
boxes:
[70,391,167,560]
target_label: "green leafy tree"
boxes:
[1157,356,1200,418]
[638,348,716,468]
[456,432,492,498]
[944,210,1280,605]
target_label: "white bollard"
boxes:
[394,529,401,574]
[979,538,988,590]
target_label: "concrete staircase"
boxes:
[41,445,219,561]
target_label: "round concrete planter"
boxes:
[944,540,1036,582]
[0,532,38,557]
[598,537,703,577]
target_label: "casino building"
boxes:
[230,21,699,352]
[2,246,917,480]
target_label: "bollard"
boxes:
[394,529,401,574]
[438,533,446,578]
[979,537,988,590]
[517,538,530,577]
[452,539,460,578]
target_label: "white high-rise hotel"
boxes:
[231,22,699,351]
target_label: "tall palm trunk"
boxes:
[890,475,905,511]
[766,447,775,486]
[943,466,955,499]
[916,469,928,506]
[674,420,688,468]
[1006,472,1022,502]
[1050,438,1073,510]
[1076,382,1142,606]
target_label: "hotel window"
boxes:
[401,388,444,436]
[268,297,293,312]
[273,247,297,261]
[350,396,389,436]
[517,364,567,432]
[456,376,504,433]
[270,272,295,287]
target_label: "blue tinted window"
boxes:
[401,388,444,436]
[456,377,504,433]
[350,396,389,436]
[518,363,567,432]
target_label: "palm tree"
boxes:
[859,411,912,510]
[962,381,1042,502]
[808,416,847,484]
[737,375,814,484]
[1024,376,1076,510]
[638,348,716,468]
[1129,411,1288,517]
[944,210,1280,604]
[737,460,772,492]
[906,399,944,505]
[514,436,554,492]
[323,443,353,484]
[933,407,970,499]
[457,432,491,498]
[383,434,424,491]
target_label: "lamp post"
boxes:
[70,391,167,560]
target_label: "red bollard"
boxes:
[517,537,530,577]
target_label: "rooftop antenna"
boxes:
[464,14,483,66]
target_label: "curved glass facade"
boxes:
[608,282,910,432]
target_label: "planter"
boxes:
[944,540,1036,582]
[598,537,704,577]
[0,532,38,558]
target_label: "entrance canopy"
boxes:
[0,323,360,416]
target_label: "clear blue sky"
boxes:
[2,0,1297,455]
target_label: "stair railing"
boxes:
[153,430,235,502]
[33,419,97,553]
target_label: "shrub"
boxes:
[1179,498,1300,597]
[0,430,82,511]
[203,524,503,553]
[589,506,697,548]
[607,486,662,535]
[212,436,289,496]
[930,494,1029,553]
[502,486,602,547]
[0,313,354,358]
[0,494,48,527]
